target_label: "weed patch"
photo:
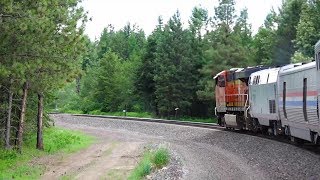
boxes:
[153,148,169,168]
[128,147,170,180]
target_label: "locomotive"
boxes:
[214,40,320,144]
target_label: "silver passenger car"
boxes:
[278,62,318,142]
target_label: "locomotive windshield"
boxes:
[217,75,226,87]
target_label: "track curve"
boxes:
[70,113,320,154]
[51,113,320,179]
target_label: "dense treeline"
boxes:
[0,0,88,151]
[55,0,320,119]
[1,0,320,151]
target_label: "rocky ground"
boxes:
[47,114,320,180]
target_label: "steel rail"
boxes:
[70,113,223,130]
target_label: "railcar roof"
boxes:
[250,67,280,77]
[316,40,320,53]
[279,61,316,76]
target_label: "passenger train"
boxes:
[214,40,320,144]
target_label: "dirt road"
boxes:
[45,114,320,180]
[40,119,146,179]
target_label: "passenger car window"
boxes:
[303,78,307,121]
[283,82,287,118]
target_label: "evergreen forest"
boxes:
[1,0,320,151]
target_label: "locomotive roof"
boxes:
[213,66,268,80]
[213,70,226,79]
[234,66,268,79]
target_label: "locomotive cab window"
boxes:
[218,76,226,87]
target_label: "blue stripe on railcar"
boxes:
[279,101,317,107]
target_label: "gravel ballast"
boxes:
[52,114,320,180]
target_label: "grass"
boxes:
[62,109,84,114]
[59,174,74,180]
[128,147,170,180]
[88,110,153,118]
[128,153,152,180]
[0,127,94,179]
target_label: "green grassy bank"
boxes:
[0,127,94,179]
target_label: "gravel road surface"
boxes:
[51,114,320,180]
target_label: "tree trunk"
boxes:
[5,78,13,149]
[36,92,44,150]
[17,81,29,153]
[76,76,81,94]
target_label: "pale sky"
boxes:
[82,0,282,40]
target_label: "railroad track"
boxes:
[71,113,223,130]
[64,113,320,154]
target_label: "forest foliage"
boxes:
[56,0,320,118]
[1,0,320,151]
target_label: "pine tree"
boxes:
[135,26,162,113]
[0,0,88,151]
[153,12,199,117]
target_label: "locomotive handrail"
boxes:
[244,94,249,118]
[225,94,248,105]
[245,105,250,119]
[244,94,248,107]
[224,94,248,96]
